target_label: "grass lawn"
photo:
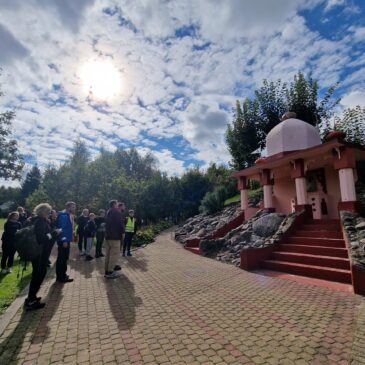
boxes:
[0,255,33,315]
[224,194,241,206]
[0,218,5,231]
[224,187,263,206]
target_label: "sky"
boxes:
[0,0,365,185]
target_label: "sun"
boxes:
[79,60,122,101]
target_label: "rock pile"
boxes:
[201,210,298,266]
[174,204,242,244]
[341,211,365,269]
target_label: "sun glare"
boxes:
[79,60,122,101]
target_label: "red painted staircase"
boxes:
[261,219,352,284]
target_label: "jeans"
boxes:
[56,244,70,281]
[123,232,134,254]
[1,241,16,269]
[104,240,120,273]
[85,237,93,256]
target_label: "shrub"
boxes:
[132,220,173,247]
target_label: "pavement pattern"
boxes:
[0,230,365,365]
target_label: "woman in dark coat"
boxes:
[1,212,22,274]
[25,203,61,310]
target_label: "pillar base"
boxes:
[295,204,313,219]
[338,201,361,213]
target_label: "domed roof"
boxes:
[266,118,321,157]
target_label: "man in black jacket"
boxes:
[104,200,124,278]
[77,208,89,256]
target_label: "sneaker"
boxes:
[1,269,7,274]
[122,253,126,257]
[127,252,132,257]
[24,300,46,311]
[105,271,121,279]
[114,265,121,271]
[99,252,105,257]
[95,253,100,258]
[85,255,94,261]
[7,268,12,273]
[79,251,84,256]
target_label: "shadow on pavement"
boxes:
[0,281,63,363]
[105,272,142,331]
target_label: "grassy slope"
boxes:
[224,188,263,206]
[0,256,33,315]
[0,218,5,231]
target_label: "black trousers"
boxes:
[1,241,16,269]
[28,248,49,300]
[123,232,134,254]
[78,232,87,252]
[95,231,105,254]
[56,245,70,281]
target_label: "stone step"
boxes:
[271,251,350,270]
[282,236,346,248]
[261,260,352,284]
[276,244,348,258]
[292,230,343,239]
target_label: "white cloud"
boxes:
[0,0,364,178]
[341,90,365,108]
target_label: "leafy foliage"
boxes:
[0,75,23,180]
[335,105,365,148]
[226,72,340,170]
[20,165,42,204]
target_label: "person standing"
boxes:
[17,206,28,227]
[1,212,22,274]
[56,202,76,283]
[104,200,124,278]
[77,209,89,256]
[123,210,137,257]
[84,213,96,261]
[95,209,106,258]
[25,203,61,310]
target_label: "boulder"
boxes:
[355,222,365,230]
[252,213,285,237]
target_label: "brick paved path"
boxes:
[0,230,365,365]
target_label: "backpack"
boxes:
[14,225,42,262]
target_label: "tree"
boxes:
[226,99,260,169]
[226,72,340,170]
[0,75,23,180]
[25,187,53,211]
[335,105,365,149]
[20,165,42,204]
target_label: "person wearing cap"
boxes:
[123,210,137,257]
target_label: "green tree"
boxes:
[335,105,365,148]
[20,165,42,204]
[0,75,23,180]
[25,187,53,211]
[226,72,340,170]
[226,99,260,169]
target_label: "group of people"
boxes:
[1,200,137,310]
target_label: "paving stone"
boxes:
[0,231,364,365]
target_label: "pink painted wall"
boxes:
[324,165,341,219]
[244,207,260,220]
[272,176,296,214]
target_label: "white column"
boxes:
[263,185,273,209]
[240,189,248,210]
[295,177,307,205]
[339,168,357,202]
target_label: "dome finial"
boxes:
[281,111,297,121]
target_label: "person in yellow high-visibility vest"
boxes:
[123,210,137,257]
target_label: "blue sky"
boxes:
[0,0,364,184]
